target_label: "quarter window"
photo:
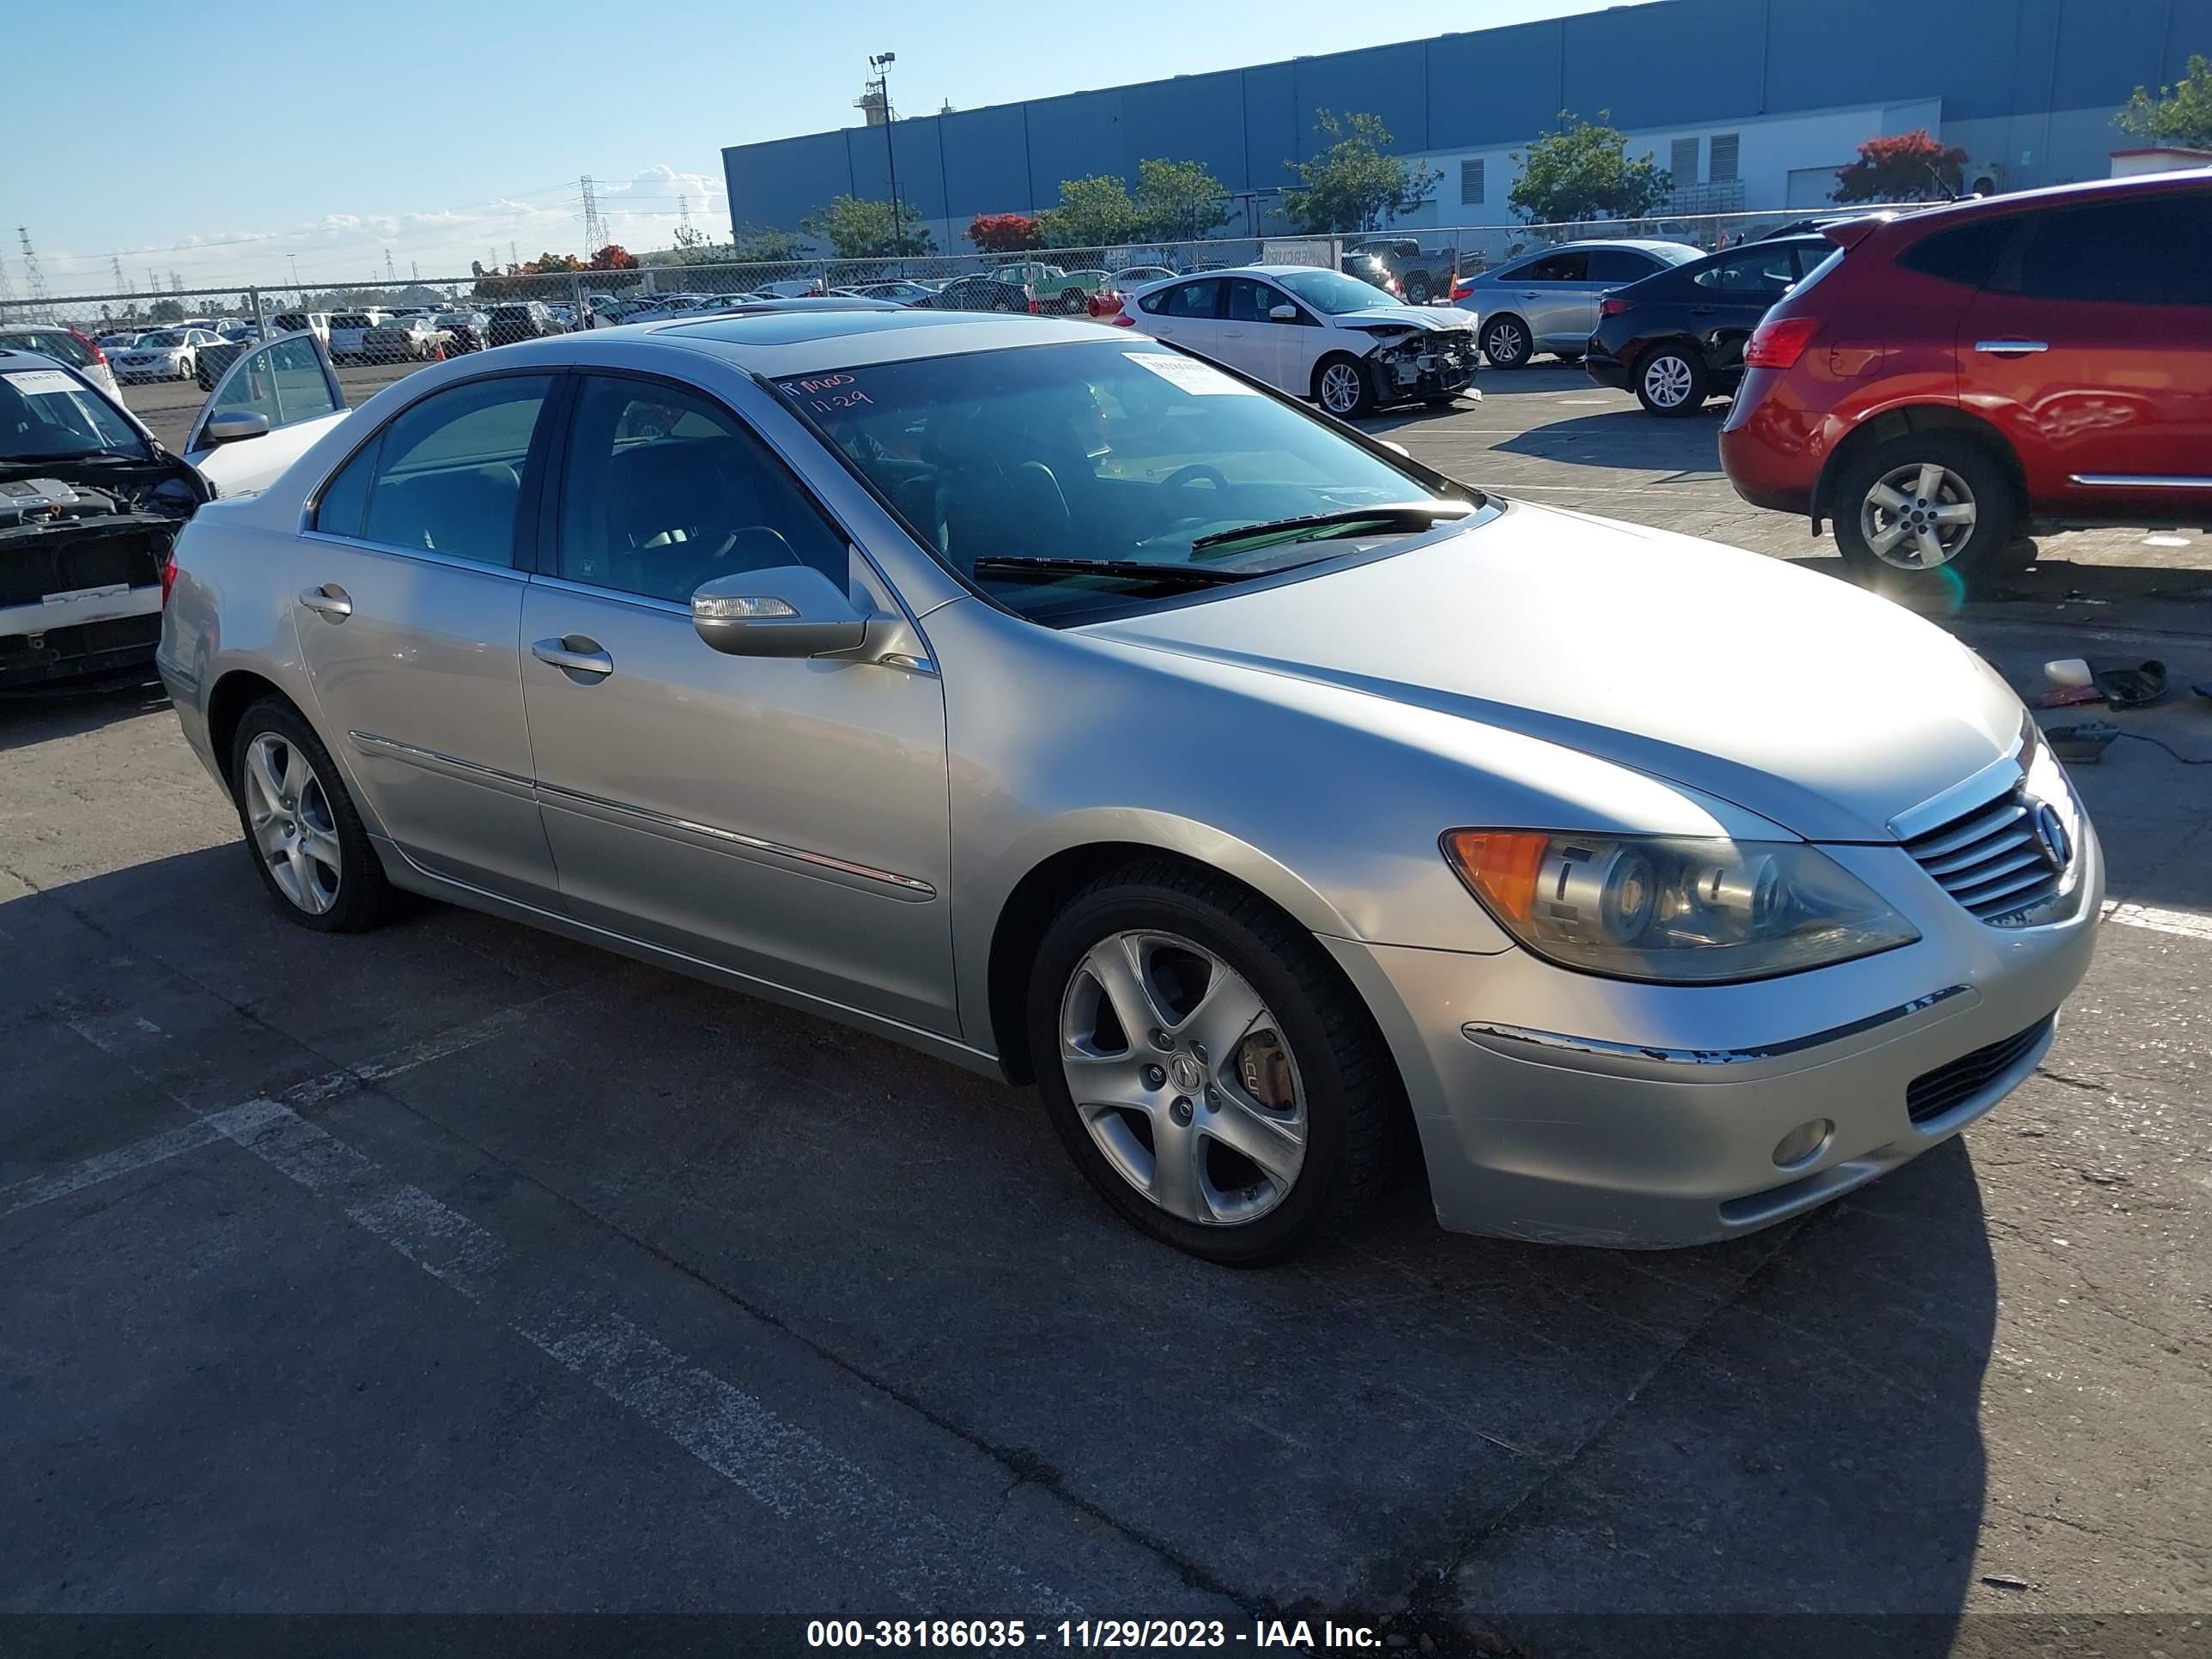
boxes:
[556,374,847,605]
[1896,219,2016,289]
[315,373,550,565]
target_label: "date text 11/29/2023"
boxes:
[805,1618,1390,1649]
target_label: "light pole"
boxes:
[868,52,902,255]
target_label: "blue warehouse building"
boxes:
[722,0,2209,246]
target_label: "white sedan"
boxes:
[113,327,222,382]
[1115,265,1478,417]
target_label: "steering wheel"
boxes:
[1160,463,1229,491]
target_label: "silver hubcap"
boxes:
[1319,363,1361,413]
[1863,462,1978,569]
[1486,323,1523,362]
[1643,355,1694,406]
[244,732,341,915]
[1060,930,1307,1227]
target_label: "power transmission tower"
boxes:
[0,252,15,309]
[18,228,51,320]
[678,195,691,233]
[168,270,184,294]
[111,253,127,292]
[385,248,398,283]
[411,260,421,281]
[580,175,606,254]
[509,241,520,270]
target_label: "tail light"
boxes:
[1598,297,1632,318]
[1449,278,1475,302]
[1744,315,1820,369]
[1110,312,1136,328]
[160,551,179,606]
[70,327,106,365]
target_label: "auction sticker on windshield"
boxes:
[1124,353,1257,395]
[3,370,83,397]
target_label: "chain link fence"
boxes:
[0,209,1929,416]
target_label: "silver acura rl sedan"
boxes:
[158,307,2100,1263]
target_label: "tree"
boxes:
[530,252,586,273]
[1036,175,1141,248]
[589,244,637,270]
[966,212,1041,252]
[1831,129,1969,204]
[800,195,934,258]
[1509,111,1670,222]
[726,222,809,263]
[148,298,185,322]
[1280,112,1440,234]
[1134,157,1230,241]
[2114,53,2212,149]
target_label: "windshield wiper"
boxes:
[971,556,1263,589]
[1188,501,1472,554]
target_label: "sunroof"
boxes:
[666,310,990,346]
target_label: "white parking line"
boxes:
[2106,902,2212,942]
[19,1031,1089,1614]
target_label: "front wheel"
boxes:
[1028,863,1406,1264]
[228,697,394,933]
[1634,343,1707,416]
[1480,315,1530,370]
[1401,271,1433,305]
[1832,432,2019,592]
[1313,355,1374,419]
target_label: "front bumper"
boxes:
[1324,832,2102,1248]
[1371,339,1479,404]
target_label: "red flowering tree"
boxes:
[1832,131,1969,204]
[966,213,1041,252]
[589,244,638,270]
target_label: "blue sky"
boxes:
[9,0,1643,295]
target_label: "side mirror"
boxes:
[201,409,270,447]
[693,565,867,658]
[1267,304,1298,323]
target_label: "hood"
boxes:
[1082,501,2021,842]
[1337,307,1472,334]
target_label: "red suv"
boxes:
[1719,172,2212,590]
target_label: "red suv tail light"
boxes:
[1598,297,1632,318]
[1744,315,1820,369]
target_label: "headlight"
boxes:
[1441,830,1919,983]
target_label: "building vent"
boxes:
[1671,136,1700,184]
[1460,159,1485,205]
[1711,132,1741,182]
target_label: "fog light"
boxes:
[1772,1119,1833,1170]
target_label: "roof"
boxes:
[601,307,1113,373]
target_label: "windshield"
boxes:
[1273,268,1402,314]
[137,331,186,347]
[0,366,148,464]
[775,339,1466,624]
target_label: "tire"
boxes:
[1480,315,1530,370]
[228,696,393,933]
[1312,354,1375,419]
[1401,271,1433,305]
[1633,343,1708,416]
[1027,860,1407,1265]
[1831,431,2019,592]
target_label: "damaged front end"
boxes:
[1,462,204,690]
[1356,322,1480,406]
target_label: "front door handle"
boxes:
[1974,339,2049,356]
[297,584,352,620]
[532,636,614,678]
[1689,305,1720,315]
[1223,329,1244,338]
[1520,290,1541,299]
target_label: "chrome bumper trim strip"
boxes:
[1462,984,1972,1068]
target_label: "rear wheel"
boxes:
[1832,432,2019,592]
[1027,863,1405,1264]
[1401,271,1434,305]
[1634,343,1708,416]
[1480,315,1530,370]
[228,698,392,933]
[1313,355,1374,418]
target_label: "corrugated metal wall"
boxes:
[720,0,2203,233]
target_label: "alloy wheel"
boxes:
[1484,320,1525,366]
[1059,930,1307,1227]
[1642,353,1695,408]
[1318,362,1363,415]
[243,732,342,915]
[1861,461,1978,569]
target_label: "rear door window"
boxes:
[2008,195,2211,305]
[316,374,552,563]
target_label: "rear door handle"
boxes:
[1974,339,2048,355]
[297,584,352,620]
[1520,290,1541,299]
[1689,305,1720,315]
[1223,329,1244,338]
[532,636,614,678]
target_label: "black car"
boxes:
[922,275,1030,313]
[484,301,564,347]
[1583,235,1833,416]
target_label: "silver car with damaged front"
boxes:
[157,309,2100,1263]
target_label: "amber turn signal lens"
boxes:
[1441,830,1550,924]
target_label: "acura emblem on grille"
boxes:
[2028,799,2072,873]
